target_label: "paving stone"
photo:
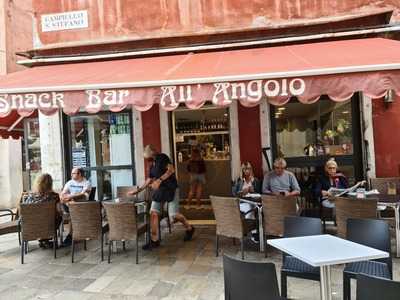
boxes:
[147,280,175,298]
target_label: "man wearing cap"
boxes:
[130,144,195,249]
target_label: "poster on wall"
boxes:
[72,147,87,168]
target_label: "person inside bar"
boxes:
[262,158,301,196]
[130,144,195,250]
[186,147,206,209]
[315,158,348,208]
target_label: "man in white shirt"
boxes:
[61,167,92,203]
[60,167,92,246]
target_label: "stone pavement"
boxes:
[0,225,399,300]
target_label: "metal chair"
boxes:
[19,201,57,264]
[103,202,147,264]
[343,218,392,300]
[69,202,106,263]
[223,255,283,300]
[280,216,322,298]
[335,197,378,238]
[261,194,297,256]
[210,196,256,260]
[357,274,400,300]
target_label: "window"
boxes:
[67,112,135,200]
[271,95,363,184]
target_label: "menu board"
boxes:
[72,147,87,168]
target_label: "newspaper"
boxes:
[328,180,366,197]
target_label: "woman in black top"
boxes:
[315,158,349,208]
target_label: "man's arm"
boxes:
[288,173,301,196]
[262,173,271,194]
[128,177,153,195]
[151,163,175,190]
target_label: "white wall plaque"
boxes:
[41,10,89,32]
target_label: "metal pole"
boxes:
[320,265,332,300]
[258,206,264,252]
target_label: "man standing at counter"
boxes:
[262,158,301,196]
[132,144,195,250]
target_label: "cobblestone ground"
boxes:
[0,225,399,300]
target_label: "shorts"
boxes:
[190,173,206,184]
[151,189,180,219]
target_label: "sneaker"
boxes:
[62,234,72,247]
[184,226,195,241]
[142,239,160,251]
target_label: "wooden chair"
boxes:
[19,201,57,264]
[210,195,256,260]
[0,208,20,245]
[103,202,147,264]
[261,195,297,256]
[335,197,378,238]
[69,202,105,263]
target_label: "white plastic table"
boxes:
[268,234,389,300]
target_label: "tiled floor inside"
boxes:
[0,224,399,300]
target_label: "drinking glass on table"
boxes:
[387,182,397,195]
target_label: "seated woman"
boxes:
[315,158,349,208]
[21,173,62,248]
[232,162,261,242]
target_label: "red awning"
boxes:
[0,111,24,139]
[1,37,400,117]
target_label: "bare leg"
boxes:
[173,213,192,231]
[187,183,195,207]
[195,183,203,207]
[150,211,160,241]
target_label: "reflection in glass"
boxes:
[25,119,41,189]
[276,99,353,158]
[70,113,132,168]
[69,112,134,201]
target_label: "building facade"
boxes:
[2,0,400,202]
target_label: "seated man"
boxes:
[60,167,92,246]
[262,158,301,196]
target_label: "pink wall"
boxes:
[32,0,400,49]
[372,96,400,177]
[4,0,32,73]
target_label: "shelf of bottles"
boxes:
[109,114,131,135]
[176,118,229,136]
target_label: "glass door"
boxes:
[67,112,135,201]
[24,118,42,190]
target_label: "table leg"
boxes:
[320,265,332,300]
[395,205,400,257]
[258,206,264,252]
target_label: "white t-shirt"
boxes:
[63,179,91,197]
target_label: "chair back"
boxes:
[103,202,138,241]
[20,201,56,241]
[284,216,322,238]
[116,186,137,201]
[335,197,378,237]
[223,255,281,300]
[370,177,400,195]
[261,195,297,236]
[88,187,97,201]
[210,196,243,239]
[357,274,400,300]
[69,202,102,240]
[347,218,392,276]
